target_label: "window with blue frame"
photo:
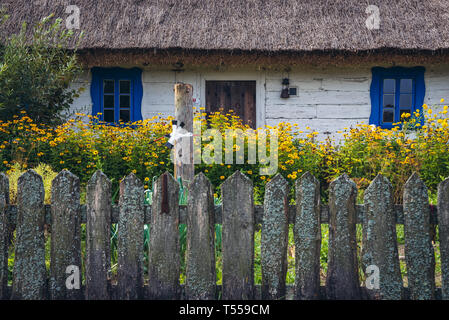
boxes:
[369,67,425,128]
[91,67,143,123]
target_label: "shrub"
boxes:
[7,162,57,204]
[0,104,449,204]
[0,14,83,126]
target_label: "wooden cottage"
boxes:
[2,0,449,137]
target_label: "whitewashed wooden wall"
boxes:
[68,64,449,139]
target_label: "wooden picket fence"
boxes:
[0,169,448,300]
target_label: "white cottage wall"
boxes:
[68,64,449,138]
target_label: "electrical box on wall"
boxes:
[289,87,298,96]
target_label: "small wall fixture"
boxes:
[281,78,290,98]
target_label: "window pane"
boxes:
[120,95,130,109]
[120,80,131,94]
[383,94,395,108]
[104,80,114,94]
[399,94,412,108]
[104,95,114,108]
[120,110,130,122]
[383,109,394,123]
[400,79,413,93]
[383,79,395,94]
[104,109,114,122]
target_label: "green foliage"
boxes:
[0,14,83,126]
[7,162,57,203]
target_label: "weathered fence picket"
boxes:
[1,169,449,300]
[294,172,321,300]
[85,170,111,300]
[185,173,216,300]
[362,174,402,300]
[117,173,144,300]
[261,174,289,300]
[438,177,449,300]
[221,171,254,300]
[11,170,46,300]
[326,174,360,300]
[404,173,436,300]
[148,172,181,299]
[50,170,82,300]
[0,173,9,300]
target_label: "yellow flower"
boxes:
[247,170,252,175]
[220,176,225,180]
[441,98,445,103]
[145,177,150,182]
[260,176,266,180]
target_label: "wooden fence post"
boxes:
[148,172,181,299]
[11,170,46,300]
[221,171,254,300]
[85,170,111,300]
[404,173,435,299]
[174,83,194,185]
[294,172,321,300]
[261,174,289,300]
[0,173,9,299]
[438,177,449,300]
[117,173,144,300]
[50,170,82,300]
[326,174,360,300]
[185,172,216,300]
[362,174,402,300]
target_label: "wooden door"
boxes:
[205,81,256,128]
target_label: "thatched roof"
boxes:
[1,0,449,52]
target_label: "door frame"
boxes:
[200,71,266,128]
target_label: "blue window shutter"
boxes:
[369,67,382,126]
[90,67,143,123]
[369,66,425,128]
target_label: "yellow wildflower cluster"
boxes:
[1,102,449,203]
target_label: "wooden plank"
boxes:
[117,173,144,300]
[221,171,254,300]
[244,84,256,128]
[266,90,370,105]
[11,170,46,300]
[148,172,181,299]
[266,105,317,120]
[49,170,82,300]
[316,104,371,119]
[185,173,216,300]
[404,172,435,300]
[261,174,289,300]
[85,170,111,300]
[174,83,194,184]
[294,172,321,300]
[326,174,360,300]
[438,177,449,300]
[0,173,9,300]
[362,174,403,300]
